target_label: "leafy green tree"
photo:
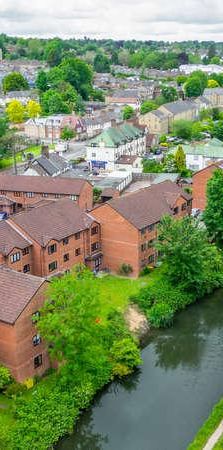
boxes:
[209,73,223,87]
[41,89,70,115]
[213,121,223,141]
[0,366,11,390]
[184,77,204,97]
[47,66,64,89]
[207,79,219,88]
[61,127,76,140]
[203,169,223,246]
[210,56,221,65]
[163,154,177,173]
[173,119,193,139]
[122,105,134,120]
[26,100,41,118]
[6,100,25,123]
[0,117,8,137]
[157,215,223,296]
[59,57,93,99]
[212,107,221,121]
[175,145,186,172]
[143,159,163,173]
[36,70,48,92]
[140,100,157,115]
[161,86,178,102]
[93,54,110,73]
[44,39,62,66]
[2,72,28,92]
[191,121,203,140]
[176,75,187,86]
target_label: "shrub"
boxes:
[119,263,133,276]
[140,266,154,276]
[148,302,174,328]
[0,366,11,390]
[5,382,27,398]
[110,338,142,377]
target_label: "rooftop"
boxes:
[171,139,223,158]
[0,266,46,324]
[0,220,31,256]
[89,123,144,148]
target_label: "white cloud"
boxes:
[0,0,223,40]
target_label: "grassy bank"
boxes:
[0,146,41,170]
[187,398,223,450]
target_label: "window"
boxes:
[32,311,40,324]
[181,203,187,211]
[22,247,29,256]
[26,192,34,198]
[23,264,30,273]
[63,253,69,262]
[148,224,155,232]
[75,248,81,256]
[48,261,57,272]
[173,207,179,215]
[33,334,41,346]
[10,252,20,263]
[92,153,96,157]
[14,191,21,197]
[91,226,99,236]
[70,195,77,201]
[141,243,146,252]
[141,228,146,235]
[75,232,80,240]
[148,239,155,248]
[42,193,48,198]
[54,194,61,199]
[91,242,100,252]
[34,354,42,369]
[148,254,155,264]
[48,243,57,255]
[187,199,192,207]
[63,237,69,245]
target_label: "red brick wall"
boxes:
[0,283,50,382]
[78,182,93,211]
[193,166,217,210]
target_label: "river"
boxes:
[57,290,223,450]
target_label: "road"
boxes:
[64,141,87,161]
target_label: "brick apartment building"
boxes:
[0,175,93,211]
[192,162,223,210]
[0,266,50,382]
[92,181,192,277]
[0,199,102,277]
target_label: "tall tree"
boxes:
[175,145,186,172]
[93,54,111,73]
[161,86,178,102]
[122,105,134,120]
[6,100,24,123]
[203,169,223,246]
[26,100,41,118]
[2,72,28,92]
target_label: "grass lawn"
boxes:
[188,398,223,450]
[0,144,55,170]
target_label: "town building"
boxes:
[0,174,93,211]
[0,199,102,277]
[24,150,70,177]
[92,181,192,277]
[139,109,169,135]
[171,139,223,171]
[25,115,85,142]
[0,266,50,382]
[0,90,39,107]
[86,123,146,171]
[105,89,141,109]
[203,88,223,108]
[192,162,223,210]
[179,64,223,75]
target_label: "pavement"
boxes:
[203,420,223,450]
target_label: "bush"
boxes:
[148,302,174,328]
[110,338,142,377]
[140,266,154,276]
[5,382,27,398]
[0,366,11,391]
[119,263,133,276]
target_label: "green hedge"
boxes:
[187,398,223,450]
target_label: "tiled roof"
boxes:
[173,139,223,158]
[161,100,197,114]
[29,153,69,177]
[11,198,94,246]
[108,181,191,229]
[0,220,31,256]
[0,266,46,324]
[0,174,89,195]
[89,123,144,147]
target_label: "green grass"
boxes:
[0,144,55,170]
[188,398,223,450]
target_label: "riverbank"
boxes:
[188,399,223,450]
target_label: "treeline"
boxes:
[0,34,223,71]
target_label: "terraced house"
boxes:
[86,123,146,171]
[92,181,192,277]
[172,138,223,171]
[0,199,102,277]
[0,174,93,211]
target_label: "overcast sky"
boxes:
[0,0,223,41]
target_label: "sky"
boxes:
[0,0,223,41]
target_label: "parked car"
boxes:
[191,208,201,218]
[0,212,8,221]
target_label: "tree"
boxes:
[210,56,221,65]
[204,169,223,246]
[184,77,204,98]
[161,86,178,102]
[61,127,76,140]
[41,90,70,115]
[2,72,28,92]
[59,57,93,99]
[157,215,223,296]
[122,105,134,120]
[191,121,203,140]
[140,100,157,115]
[44,39,62,67]
[163,154,177,173]
[6,100,25,123]
[213,121,223,141]
[93,54,110,73]
[173,119,193,140]
[207,79,219,88]
[208,43,216,61]
[143,159,163,173]
[0,117,8,138]
[26,100,41,118]
[176,75,187,86]
[35,70,48,92]
[175,145,186,172]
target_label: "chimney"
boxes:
[41,145,50,159]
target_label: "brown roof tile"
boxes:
[109,181,191,229]
[0,174,90,195]
[0,266,46,324]
[11,198,94,246]
[0,220,31,256]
